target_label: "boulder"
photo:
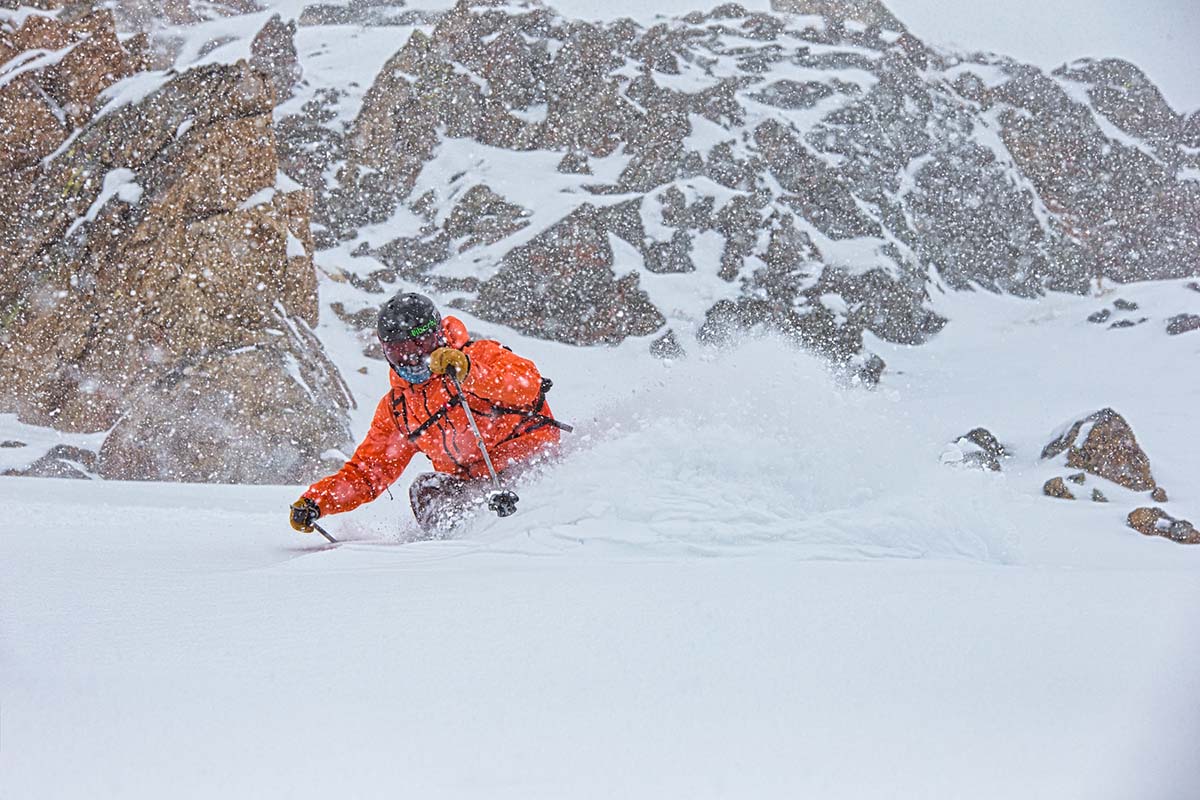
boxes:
[941,428,1006,471]
[1040,409,1156,491]
[959,428,1007,471]
[98,344,349,483]
[1166,314,1200,336]
[1127,507,1200,545]
[1043,477,1075,500]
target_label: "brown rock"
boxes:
[250,14,301,103]
[0,9,137,170]
[0,76,68,172]
[0,62,353,482]
[1127,507,1200,545]
[1043,477,1075,500]
[43,11,136,127]
[1041,408,1155,491]
[1128,506,1167,535]
[7,14,71,52]
[1067,472,1086,484]
[1151,487,1168,502]
[97,345,350,483]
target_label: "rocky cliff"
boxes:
[285,0,1199,372]
[0,6,352,482]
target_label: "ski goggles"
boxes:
[380,328,441,366]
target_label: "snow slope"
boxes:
[3,281,1200,799]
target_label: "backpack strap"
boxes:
[486,377,574,435]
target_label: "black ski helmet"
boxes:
[377,292,441,343]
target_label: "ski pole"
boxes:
[447,366,501,489]
[446,366,518,517]
[312,521,337,544]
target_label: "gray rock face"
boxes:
[471,205,666,345]
[307,0,1196,364]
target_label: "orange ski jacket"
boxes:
[303,316,561,516]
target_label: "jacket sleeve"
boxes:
[303,394,417,516]
[461,340,543,407]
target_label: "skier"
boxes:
[289,292,565,534]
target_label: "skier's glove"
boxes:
[429,347,469,380]
[487,489,519,518]
[289,497,321,532]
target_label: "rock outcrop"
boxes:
[250,14,301,103]
[0,20,352,482]
[318,0,954,364]
[471,204,666,345]
[0,8,139,173]
[1041,408,1157,492]
[296,0,1198,368]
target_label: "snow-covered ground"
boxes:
[4,280,1199,798]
